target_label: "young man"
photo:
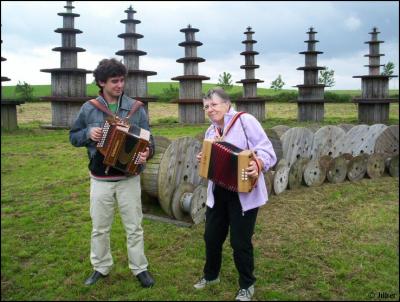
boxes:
[69,58,155,288]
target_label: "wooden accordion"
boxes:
[198,139,256,192]
[96,117,150,175]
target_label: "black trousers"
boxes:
[203,185,259,289]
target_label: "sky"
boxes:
[1,1,399,90]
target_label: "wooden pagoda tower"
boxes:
[1,38,25,130]
[40,1,92,129]
[172,25,209,124]
[295,27,326,122]
[353,27,398,124]
[235,27,266,122]
[116,5,157,116]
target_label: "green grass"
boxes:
[2,112,399,300]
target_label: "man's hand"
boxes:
[90,127,103,142]
[138,147,150,164]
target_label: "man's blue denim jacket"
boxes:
[69,93,155,176]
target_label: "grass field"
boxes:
[2,82,399,101]
[1,102,399,300]
[13,101,400,129]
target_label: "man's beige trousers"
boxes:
[89,176,148,276]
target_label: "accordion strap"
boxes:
[89,99,115,117]
[127,99,144,119]
[89,98,143,120]
[215,111,246,141]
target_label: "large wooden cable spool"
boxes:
[281,127,314,167]
[326,154,351,183]
[385,154,399,177]
[190,185,208,224]
[312,125,345,159]
[272,125,290,138]
[171,182,208,224]
[331,124,387,157]
[319,155,333,171]
[141,136,172,198]
[338,123,354,133]
[347,154,369,182]
[171,182,195,222]
[141,152,164,198]
[273,159,290,195]
[153,135,173,154]
[308,124,321,133]
[362,124,388,154]
[263,170,274,196]
[288,157,309,189]
[331,124,369,157]
[158,137,203,218]
[303,158,327,187]
[366,153,385,179]
[374,125,399,154]
[264,128,283,168]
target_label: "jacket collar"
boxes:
[97,91,131,111]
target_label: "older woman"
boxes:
[194,87,277,301]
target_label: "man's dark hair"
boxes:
[93,58,127,90]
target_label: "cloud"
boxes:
[1,1,398,90]
[344,16,362,31]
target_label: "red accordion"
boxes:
[198,139,256,192]
[96,117,150,175]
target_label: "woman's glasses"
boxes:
[203,102,225,111]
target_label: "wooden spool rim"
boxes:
[303,158,326,187]
[347,154,369,182]
[190,185,208,224]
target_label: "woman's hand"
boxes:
[196,152,203,163]
[246,160,259,178]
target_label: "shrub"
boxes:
[159,84,179,103]
[271,91,298,102]
[15,81,34,102]
[270,75,285,90]
[217,72,233,91]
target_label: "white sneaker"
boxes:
[235,285,255,301]
[193,276,220,289]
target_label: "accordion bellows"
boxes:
[199,139,256,192]
[97,118,150,175]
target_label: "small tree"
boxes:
[319,67,335,87]
[217,72,233,90]
[270,75,285,90]
[381,61,395,76]
[15,81,34,102]
[161,84,179,102]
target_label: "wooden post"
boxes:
[171,25,210,124]
[295,27,326,122]
[235,27,267,122]
[353,27,398,124]
[40,1,92,129]
[115,5,157,117]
